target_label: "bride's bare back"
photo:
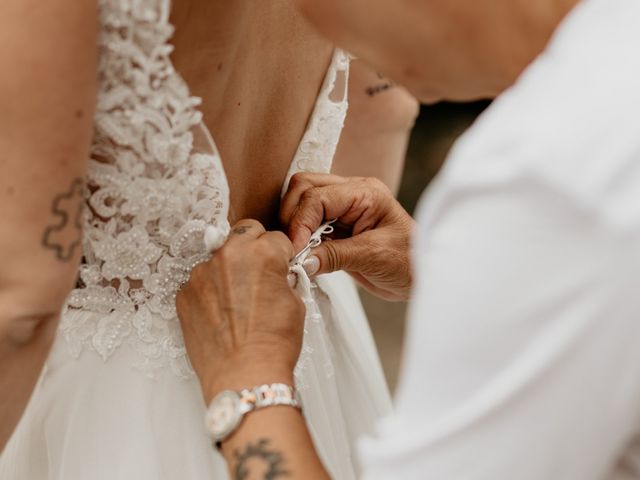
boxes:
[0,0,416,450]
[171,0,334,227]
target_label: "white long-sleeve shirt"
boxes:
[359,0,640,478]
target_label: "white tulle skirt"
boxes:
[0,271,391,480]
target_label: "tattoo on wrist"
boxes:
[234,438,290,480]
[42,178,85,262]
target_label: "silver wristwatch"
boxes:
[205,383,301,447]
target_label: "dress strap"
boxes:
[281,49,351,196]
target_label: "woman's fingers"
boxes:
[285,177,391,252]
[280,173,348,227]
[177,219,306,404]
[282,174,415,301]
[221,221,295,278]
[304,235,368,276]
[260,231,296,270]
[286,188,328,252]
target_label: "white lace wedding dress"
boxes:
[0,1,391,479]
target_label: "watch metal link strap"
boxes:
[205,383,301,448]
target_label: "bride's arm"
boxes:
[0,0,97,448]
[332,59,419,195]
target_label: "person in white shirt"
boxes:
[175,0,640,478]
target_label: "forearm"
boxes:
[221,407,329,480]
[0,311,60,448]
[0,0,96,303]
[0,0,97,449]
[0,267,79,451]
[203,360,330,479]
[0,174,87,450]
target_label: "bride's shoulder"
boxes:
[0,0,98,122]
[0,0,98,103]
[0,0,98,56]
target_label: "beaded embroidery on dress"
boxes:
[59,0,350,379]
[0,2,391,479]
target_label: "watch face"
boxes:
[206,391,242,440]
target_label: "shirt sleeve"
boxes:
[358,156,640,479]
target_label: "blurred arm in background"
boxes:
[0,0,97,449]
[333,59,419,195]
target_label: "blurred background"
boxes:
[361,101,489,393]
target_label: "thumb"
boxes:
[304,236,370,276]
[288,201,324,253]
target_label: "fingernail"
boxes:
[303,256,320,276]
[287,273,297,288]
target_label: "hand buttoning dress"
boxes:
[0,1,391,479]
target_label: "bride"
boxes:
[0,0,417,479]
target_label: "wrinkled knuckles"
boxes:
[267,230,291,245]
[352,188,376,215]
[237,218,264,229]
[253,241,288,267]
[364,176,388,192]
[288,172,312,189]
[300,188,321,206]
[232,218,266,235]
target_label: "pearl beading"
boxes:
[60,0,350,380]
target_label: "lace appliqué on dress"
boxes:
[60,0,230,378]
[281,50,351,195]
[60,0,350,380]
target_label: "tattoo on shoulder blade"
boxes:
[234,438,290,480]
[42,178,85,262]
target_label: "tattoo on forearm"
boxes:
[234,438,290,480]
[42,178,85,262]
